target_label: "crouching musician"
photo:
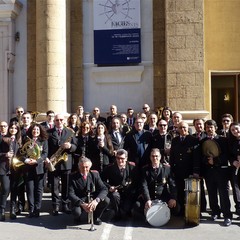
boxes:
[102,149,140,221]
[69,156,110,226]
[136,148,180,227]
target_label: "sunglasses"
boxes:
[55,119,64,122]
[159,124,167,127]
[17,111,23,113]
[223,119,230,123]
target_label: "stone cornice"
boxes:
[0,0,22,20]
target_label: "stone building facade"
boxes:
[0,0,240,125]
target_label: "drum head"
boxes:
[146,203,170,227]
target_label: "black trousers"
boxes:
[108,190,137,216]
[10,170,25,209]
[50,169,71,206]
[0,175,10,210]
[25,172,44,212]
[72,197,110,220]
[204,167,232,219]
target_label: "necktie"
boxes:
[120,168,124,176]
[83,174,87,180]
[115,132,120,143]
[129,118,132,126]
[58,129,62,136]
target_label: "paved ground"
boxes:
[1,193,240,240]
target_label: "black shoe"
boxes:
[95,218,102,225]
[28,212,35,218]
[34,209,40,218]
[62,205,71,214]
[52,205,59,216]
[223,218,232,227]
[10,207,16,220]
[211,214,220,221]
[74,217,81,225]
[16,206,24,215]
[0,209,5,221]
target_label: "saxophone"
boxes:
[48,134,73,172]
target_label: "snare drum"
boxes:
[145,200,170,227]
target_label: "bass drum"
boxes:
[145,200,170,227]
[184,178,200,226]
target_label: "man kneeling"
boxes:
[69,156,110,225]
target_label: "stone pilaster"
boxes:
[70,0,83,112]
[153,0,166,110]
[36,0,67,113]
[165,0,204,111]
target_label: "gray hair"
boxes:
[78,156,92,167]
[116,149,128,158]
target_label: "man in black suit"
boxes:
[102,149,139,220]
[123,117,152,168]
[9,106,24,125]
[201,119,232,226]
[92,107,106,124]
[109,117,125,151]
[69,156,109,225]
[46,114,77,216]
[40,110,55,130]
[126,108,135,127]
[136,148,179,216]
[169,121,200,214]
[106,105,119,130]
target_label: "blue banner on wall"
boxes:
[94,28,141,65]
[93,0,141,65]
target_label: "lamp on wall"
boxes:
[224,92,230,102]
[15,32,20,42]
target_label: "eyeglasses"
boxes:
[17,111,23,113]
[223,119,230,123]
[93,109,99,112]
[0,125,7,128]
[179,126,187,129]
[159,124,167,127]
[116,157,126,160]
[55,119,63,122]
[151,155,160,158]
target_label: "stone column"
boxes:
[36,0,67,113]
[165,0,204,111]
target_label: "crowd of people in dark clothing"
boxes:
[0,104,239,228]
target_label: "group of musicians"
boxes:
[0,105,239,228]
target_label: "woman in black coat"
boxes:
[88,122,114,174]
[0,121,22,221]
[23,123,48,217]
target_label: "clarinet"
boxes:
[87,191,95,231]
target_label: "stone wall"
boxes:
[165,0,204,111]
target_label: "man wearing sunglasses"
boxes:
[217,113,233,138]
[9,106,24,125]
[47,114,77,216]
